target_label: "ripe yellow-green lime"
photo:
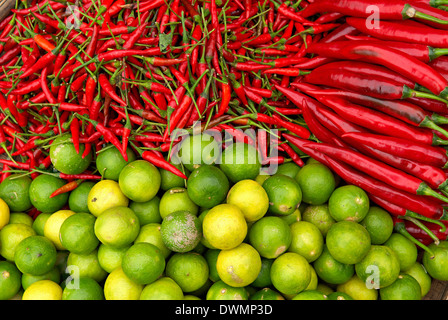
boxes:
[104,266,143,300]
[384,233,418,272]
[206,280,249,300]
[134,223,171,258]
[250,288,285,300]
[0,174,32,212]
[337,275,378,300]
[94,206,140,248]
[160,210,202,252]
[226,179,269,222]
[14,235,57,276]
[289,221,324,263]
[270,252,311,296]
[129,197,162,225]
[248,216,292,259]
[87,180,129,217]
[327,292,354,300]
[0,261,22,300]
[140,277,184,300]
[0,222,36,261]
[60,212,99,255]
[202,203,247,250]
[328,185,370,222]
[97,243,130,273]
[187,165,229,209]
[50,133,92,174]
[96,144,136,181]
[276,162,301,179]
[216,243,262,287]
[292,290,327,300]
[32,213,51,236]
[0,198,9,229]
[119,160,161,202]
[121,242,166,285]
[380,274,422,300]
[360,206,394,245]
[262,174,302,216]
[9,212,33,226]
[166,252,209,292]
[313,245,354,285]
[422,241,448,281]
[21,267,60,291]
[22,280,63,300]
[160,159,189,191]
[29,174,68,213]
[219,142,262,183]
[62,277,105,300]
[295,163,335,205]
[43,210,76,250]
[68,181,95,213]
[403,262,432,297]
[178,133,221,172]
[302,204,335,237]
[67,249,108,283]
[159,187,198,219]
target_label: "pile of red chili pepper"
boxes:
[1,0,448,250]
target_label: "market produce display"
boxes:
[0,0,447,301]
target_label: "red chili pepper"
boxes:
[272,114,311,139]
[50,179,84,198]
[142,150,187,179]
[98,73,127,106]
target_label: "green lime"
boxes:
[159,187,198,219]
[187,165,229,209]
[94,206,140,248]
[295,163,335,205]
[360,207,394,244]
[22,279,62,300]
[355,245,401,289]
[119,160,161,203]
[206,280,249,300]
[270,252,311,296]
[134,223,171,258]
[60,212,99,255]
[96,144,136,181]
[202,203,247,250]
[21,267,60,291]
[44,210,76,250]
[160,159,189,191]
[178,133,221,172]
[62,277,105,300]
[129,197,162,225]
[316,283,334,296]
[219,142,261,183]
[326,220,371,264]
[97,244,130,274]
[68,181,95,213]
[248,216,292,259]
[166,252,209,292]
[328,185,370,222]
[379,274,422,300]
[161,210,202,252]
[227,179,269,222]
[336,275,378,300]
[251,258,274,288]
[302,204,335,237]
[122,242,165,285]
[87,180,129,217]
[204,249,221,282]
[66,249,108,283]
[50,134,92,175]
[14,235,57,276]
[0,223,36,261]
[289,221,324,263]
[403,262,432,297]
[32,213,51,236]
[216,243,262,287]
[250,287,285,300]
[292,290,327,300]
[422,240,448,281]
[0,174,32,212]
[140,277,184,300]
[327,292,354,300]
[0,261,22,300]
[305,266,318,291]
[384,233,418,272]
[276,162,301,179]
[8,212,33,227]
[104,267,143,300]
[29,174,69,213]
[262,174,302,216]
[312,245,354,285]
[280,208,301,226]
[255,172,270,186]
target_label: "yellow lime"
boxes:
[0,198,9,229]
[22,280,63,300]
[21,267,60,291]
[292,290,327,300]
[403,262,432,298]
[0,223,36,261]
[104,266,143,300]
[66,249,108,283]
[202,203,247,250]
[87,180,129,217]
[226,179,269,222]
[8,212,33,227]
[140,277,184,300]
[43,209,76,250]
[336,275,378,300]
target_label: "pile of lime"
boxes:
[0,136,446,301]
